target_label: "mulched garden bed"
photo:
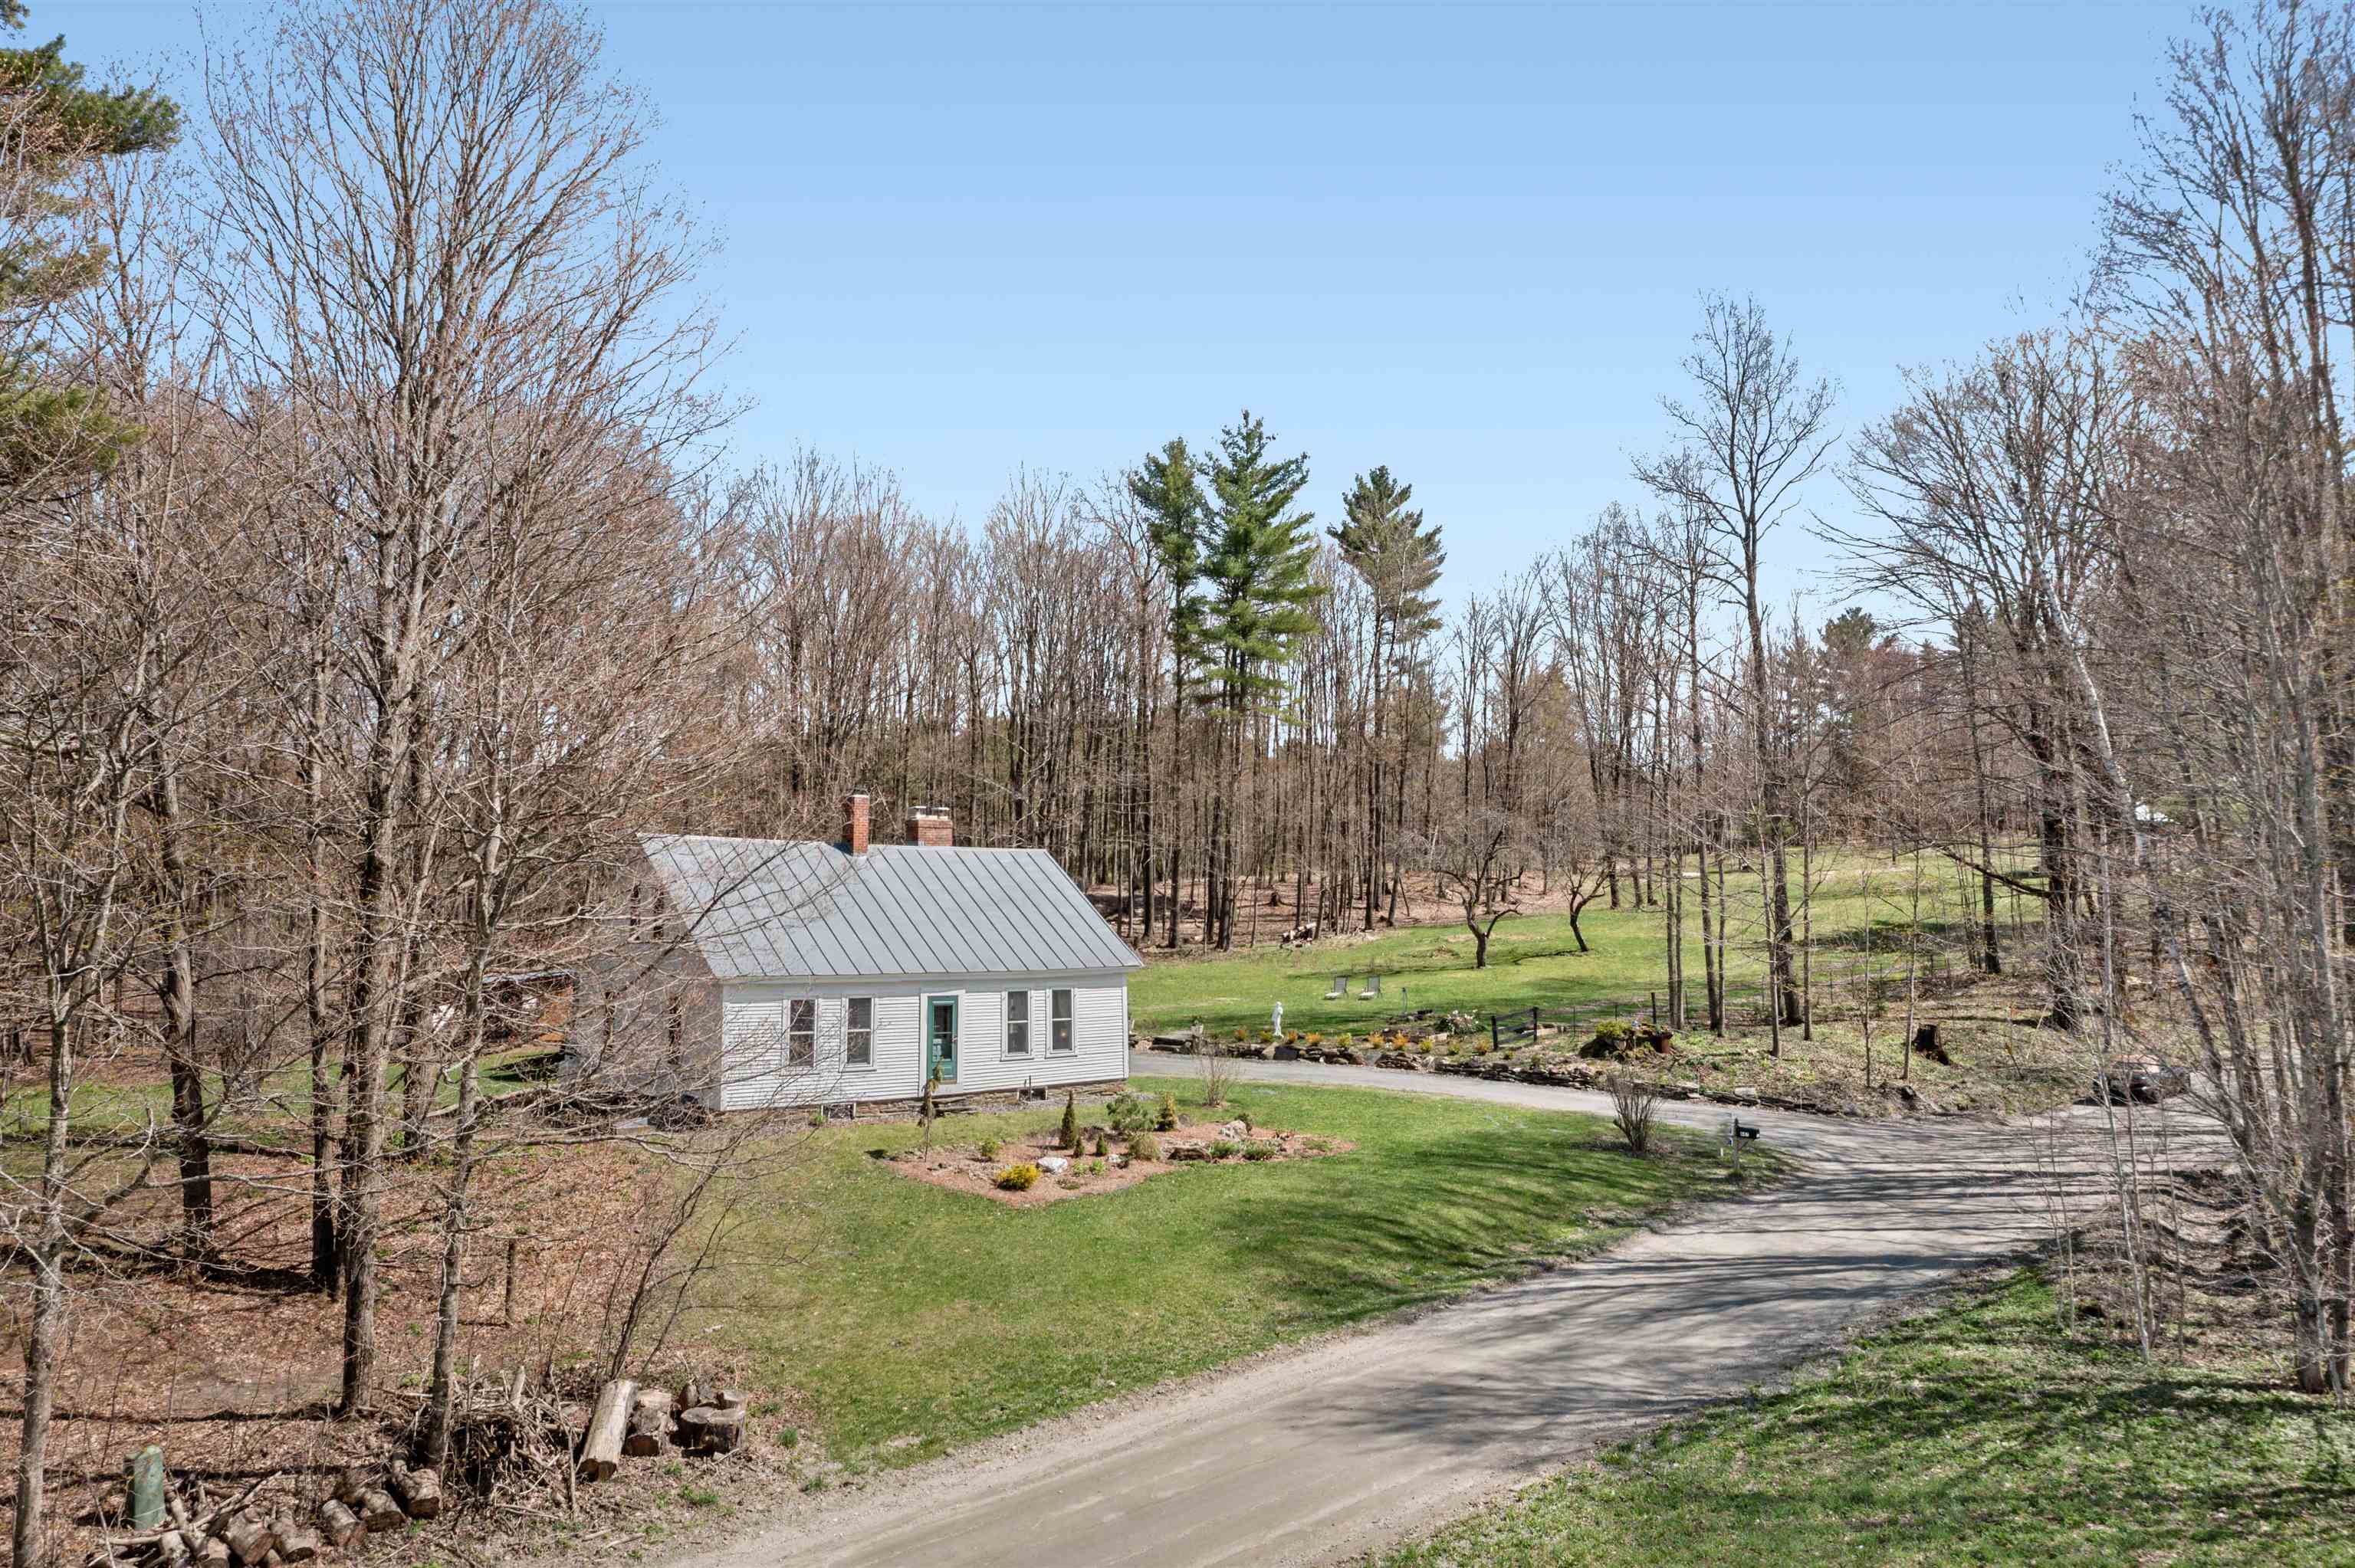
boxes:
[879,1120,1353,1208]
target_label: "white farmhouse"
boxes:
[635,795,1141,1114]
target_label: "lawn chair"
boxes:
[1358,974,1381,1000]
[1325,976,1346,1000]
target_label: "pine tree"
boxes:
[1125,437,1208,664]
[1332,467,1445,925]
[0,4,179,493]
[1332,466,1445,645]
[1126,439,1208,946]
[1197,412,1323,946]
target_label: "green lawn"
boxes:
[705,1076,1778,1470]
[1133,852,2022,1042]
[1381,1270,2355,1568]
[1131,851,2094,1116]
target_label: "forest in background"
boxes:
[0,0,2350,1560]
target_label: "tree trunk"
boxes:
[12,1015,74,1568]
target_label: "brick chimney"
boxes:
[842,792,870,855]
[907,806,953,847]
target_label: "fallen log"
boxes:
[219,1511,274,1566]
[315,1498,361,1550]
[352,1488,405,1534]
[624,1388,675,1456]
[273,1518,319,1563]
[580,1378,637,1481]
[389,1464,442,1520]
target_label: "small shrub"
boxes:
[1304,1032,1323,1045]
[1284,1029,1301,1044]
[1131,1131,1161,1161]
[1086,1158,1104,1175]
[1106,1093,1152,1134]
[1337,1032,1354,1048]
[1416,1040,1431,1055]
[1092,1131,1109,1156]
[1608,1074,1658,1155]
[976,1135,1000,1160]
[1155,1092,1179,1130]
[997,1163,1041,1191]
[1058,1177,1082,1190]
[1207,1138,1240,1160]
[1059,1092,1079,1150]
[1242,1141,1277,1161]
[809,1108,827,1128]
[1233,1026,1250,1042]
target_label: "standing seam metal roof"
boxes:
[637,833,1144,982]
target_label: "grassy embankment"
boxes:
[1380,1268,2355,1566]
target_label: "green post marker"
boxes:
[127,1444,166,1529]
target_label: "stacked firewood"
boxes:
[85,1461,442,1567]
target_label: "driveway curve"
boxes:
[672,1052,2192,1568]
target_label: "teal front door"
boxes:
[925,996,959,1084]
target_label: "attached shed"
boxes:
[636,799,1142,1113]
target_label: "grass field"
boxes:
[701,1076,1779,1471]
[1131,851,2097,1117]
[1380,1269,2355,1568]
[1132,851,2023,1041]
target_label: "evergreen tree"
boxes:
[1332,467,1446,922]
[1125,437,1208,658]
[1125,438,1208,945]
[1332,465,1445,651]
[1196,411,1322,945]
[0,3,179,491]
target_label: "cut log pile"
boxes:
[83,1459,445,1568]
[85,1376,753,1568]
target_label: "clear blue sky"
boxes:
[73,0,2183,612]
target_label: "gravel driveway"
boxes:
[670,1052,2206,1568]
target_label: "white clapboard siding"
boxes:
[717,972,1126,1110]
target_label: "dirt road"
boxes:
[673,1055,2179,1568]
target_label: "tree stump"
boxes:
[1910,1024,1953,1066]
[195,1535,232,1567]
[625,1388,676,1456]
[580,1379,637,1481]
[676,1401,747,1455]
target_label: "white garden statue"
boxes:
[1271,1001,1284,1038]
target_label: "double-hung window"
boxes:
[1049,989,1074,1054]
[845,997,873,1068]
[786,999,816,1069]
[1004,990,1031,1056]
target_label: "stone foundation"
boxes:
[836,1078,1131,1122]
